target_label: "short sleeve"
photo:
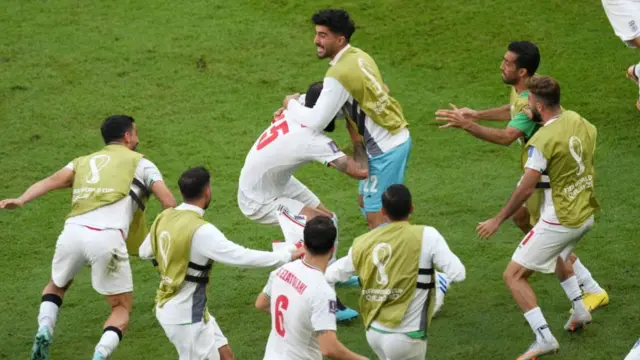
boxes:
[310,286,337,332]
[524,146,548,173]
[507,112,538,140]
[137,158,163,189]
[304,133,345,166]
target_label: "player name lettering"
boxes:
[562,175,593,200]
[276,268,308,295]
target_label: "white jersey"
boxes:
[138,203,292,325]
[238,111,345,204]
[262,260,337,360]
[64,158,163,233]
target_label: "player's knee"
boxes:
[568,253,578,264]
[107,292,133,313]
[44,279,70,297]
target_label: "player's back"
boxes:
[263,260,336,360]
[239,111,334,203]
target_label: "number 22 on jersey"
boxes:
[274,295,289,337]
[257,120,290,151]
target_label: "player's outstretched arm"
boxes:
[474,104,511,121]
[317,330,369,360]
[436,104,523,146]
[477,168,540,239]
[150,181,177,209]
[0,167,74,209]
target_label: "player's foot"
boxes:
[30,326,52,360]
[569,290,609,314]
[432,272,449,317]
[515,338,559,360]
[336,275,360,287]
[336,307,358,322]
[92,352,106,360]
[626,66,640,111]
[563,309,592,332]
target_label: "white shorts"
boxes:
[51,223,132,295]
[161,316,227,360]
[365,330,427,360]
[238,176,321,225]
[602,0,640,46]
[512,216,594,274]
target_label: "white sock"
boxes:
[561,276,588,314]
[329,213,339,265]
[95,328,121,357]
[523,307,554,342]
[38,295,61,335]
[573,258,604,294]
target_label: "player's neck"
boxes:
[541,107,563,124]
[303,255,329,273]
[330,43,349,61]
[514,78,529,94]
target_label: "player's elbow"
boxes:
[255,295,270,312]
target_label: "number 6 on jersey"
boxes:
[275,294,289,337]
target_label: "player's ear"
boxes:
[409,204,414,215]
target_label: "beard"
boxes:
[530,108,543,123]
[203,198,211,210]
[502,74,517,85]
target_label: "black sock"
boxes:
[336,297,347,311]
[103,326,123,341]
[42,293,63,307]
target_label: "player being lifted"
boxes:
[238,81,367,321]
[282,9,412,231]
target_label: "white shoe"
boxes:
[563,309,592,332]
[516,338,560,360]
[432,272,448,317]
[624,338,640,360]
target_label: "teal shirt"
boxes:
[507,89,539,141]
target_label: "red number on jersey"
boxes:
[257,120,289,150]
[275,294,289,337]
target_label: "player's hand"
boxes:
[291,246,306,261]
[476,216,502,239]
[283,93,300,109]
[272,107,284,122]
[0,198,24,210]
[435,104,477,128]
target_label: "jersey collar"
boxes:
[329,44,351,66]
[177,203,205,216]
[301,259,323,272]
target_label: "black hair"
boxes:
[178,167,211,201]
[101,115,135,144]
[311,9,356,41]
[303,216,337,256]
[508,41,541,77]
[382,184,412,221]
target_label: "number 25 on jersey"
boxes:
[275,295,289,337]
[257,121,290,151]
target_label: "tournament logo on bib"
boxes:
[86,154,111,184]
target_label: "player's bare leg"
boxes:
[218,345,235,360]
[626,37,640,111]
[503,261,559,359]
[92,292,132,360]
[31,280,71,360]
[555,256,592,332]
